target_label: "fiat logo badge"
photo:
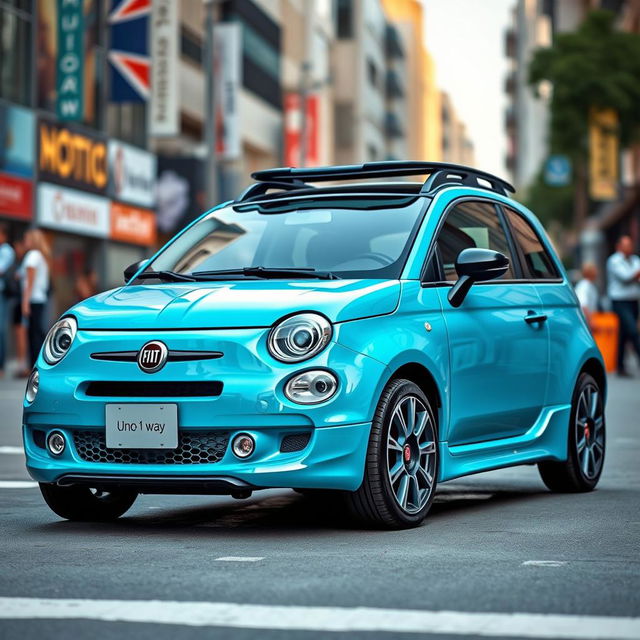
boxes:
[137,341,168,373]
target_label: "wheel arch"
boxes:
[578,357,607,401]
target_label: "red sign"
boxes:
[284,93,320,167]
[0,172,33,220]
[110,202,157,247]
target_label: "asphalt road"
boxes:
[0,371,639,639]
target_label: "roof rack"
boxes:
[249,161,515,196]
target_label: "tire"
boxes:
[538,372,605,493]
[39,483,137,521]
[345,378,439,529]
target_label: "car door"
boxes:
[428,198,550,446]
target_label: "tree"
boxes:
[528,10,640,227]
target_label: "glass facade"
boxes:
[0,0,33,106]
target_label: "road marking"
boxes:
[0,481,37,489]
[0,446,24,455]
[215,557,264,562]
[0,598,638,639]
[522,560,568,567]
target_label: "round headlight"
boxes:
[268,313,332,363]
[43,317,77,365]
[25,369,39,404]
[284,370,338,404]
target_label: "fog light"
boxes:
[47,431,65,456]
[232,433,255,459]
[284,370,338,405]
[25,369,39,404]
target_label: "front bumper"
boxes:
[23,327,382,492]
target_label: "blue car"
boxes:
[23,162,606,529]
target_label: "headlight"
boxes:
[43,317,77,365]
[25,369,39,403]
[284,370,338,404]
[268,313,332,363]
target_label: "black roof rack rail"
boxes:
[236,179,312,202]
[250,161,515,196]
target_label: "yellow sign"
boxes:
[589,108,618,201]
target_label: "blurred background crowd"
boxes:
[0,0,640,376]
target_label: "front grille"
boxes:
[280,432,311,453]
[73,430,229,464]
[85,381,223,398]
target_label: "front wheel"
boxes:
[538,372,605,492]
[346,379,438,529]
[40,483,137,521]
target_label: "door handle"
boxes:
[524,312,548,325]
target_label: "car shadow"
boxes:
[28,482,555,537]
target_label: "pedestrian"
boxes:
[20,229,51,370]
[0,224,15,378]
[575,262,599,327]
[12,237,29,378]
[606,235,640,377]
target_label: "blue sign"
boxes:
[545,155,572,187]
[0,104,35,178]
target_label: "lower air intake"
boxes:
[280,432,311,453]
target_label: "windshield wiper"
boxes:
[192,266,340,280]
[134,270,197,283]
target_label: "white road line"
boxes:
[522,560,568,567]
[0,446,24,455]
[0,481,37,489]
[0,598,638,639]
[215,557,264,562]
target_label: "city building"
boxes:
[440,92,476,166]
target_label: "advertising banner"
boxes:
[149,0,179,137]
[108,140,156,208]
[110,202,157,246]
[214,23,242,160]
[38,118,108,195]
[0,103,35,178]
[589,108,619,201]
[284,93,320,167]
[0,174,33,221]
[37,182,110,238]
[108,0,151,102]
[56,0,84,121]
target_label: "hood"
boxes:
[71,279,401,330]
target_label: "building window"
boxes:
[334,103,353,149]
[0,0,33,106]
[367,58,378,89]
[336,0,353,39]
[181,26,203,66]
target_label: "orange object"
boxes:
[590,312,619,373]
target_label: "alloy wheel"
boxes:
[575,383,605,481]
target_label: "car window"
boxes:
[436,201,514,281]
[503,207,559,280]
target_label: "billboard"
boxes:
[284,93,320,167]
[214,23,242,160]
[108,140,156,208]
[0,103,35,178]
[108,0,151,102]
[149,0,179,136]
[56,0,84,121]
[38,118,108,195]
[37,182,110,238]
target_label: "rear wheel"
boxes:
[538,372,605,492]
[346,379,438,529]
[39,483,137,521]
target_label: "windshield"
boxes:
[142,196,427,280]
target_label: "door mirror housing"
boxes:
[447,248,509,308]
[124,260,148,284]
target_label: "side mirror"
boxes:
[447,248,509,308]
[124,260,148,284]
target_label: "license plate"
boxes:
[105,404,178,449]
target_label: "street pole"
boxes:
[204,0,218,207]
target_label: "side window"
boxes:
[503,207,559,280]
[436,201,514,281]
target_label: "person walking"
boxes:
[607,235,640,377]
[575,262,599,327]
[11,237,28,378]
[20,229,50,370]
[0,224,15,377]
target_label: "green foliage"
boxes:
[529,10,640,157]
[518,171,574,228]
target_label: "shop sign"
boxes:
[37,182,109,238]
[284,93,320,167]
[0,103,36,178]
[108,140,156,208]
[56,0,85,121]
[0,173,33,221]
[110,202,157,246]
[589,108,619,201]
[38,119,108,194]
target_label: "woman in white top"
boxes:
[21,229,51,369]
